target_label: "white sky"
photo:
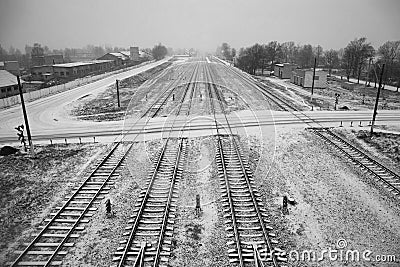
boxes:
[0,0,399,52]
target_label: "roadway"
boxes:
[0,58,170,144]
[0,56,399,145]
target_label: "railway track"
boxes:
[205,64,286,267]
[312,128,400,198]
[111,62,201,266]
[215,58,400,202]
[11,142,133,267]
[142,62,199,118]
[175,62,200,116]
[112,138,187,267]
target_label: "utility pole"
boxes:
[365,58,372,87]
[311,57,317,96]
[310,57,317,111]
[116,79,120,108]
[17,76,34,153]
[370,64,385,136]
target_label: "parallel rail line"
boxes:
[205,63,286,267]
[113,138,187,267]
[312,128,400,197]
[216,58,400,200]
[112,60,201,267]
[11,142,133,267]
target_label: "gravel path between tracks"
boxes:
[60,140,163,266]
[253,126,400,266]
[0,143,106,265]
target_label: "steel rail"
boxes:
[116,139,169,267]
[216,58,400,201]
[206,64,280,266]
[152,138,185,267]
[43,143,133,267]
[11,142,126,266]
[114,62,200,267]
[205,65,245,266]
[313,129,400,195]
[175,62,199,116]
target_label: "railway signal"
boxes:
[17,76,34,154]
[15,125,27,151]
[334,93,340,110]
[370,64,385,135]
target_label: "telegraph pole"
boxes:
[17,76,34,153]
[365,58,372,87]
[370,64,385,136]
[310,57,317,111]
[311,57,317,96]
[116,79,120,108]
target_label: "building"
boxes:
[139,50,152,60]
[97,52,130,66]
[30,65,54,81]
[0,70,24,99]
[31,54,64,67]
[0,61,20,76]
[130,47,140,61]
[290,69,327,88]
[274,63,297,79]
[52,60,115,80]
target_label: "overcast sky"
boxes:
[1,0,399,52]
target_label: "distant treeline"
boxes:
[217,38,400,88]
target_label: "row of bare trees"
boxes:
[219,38,400,89]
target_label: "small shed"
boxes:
[291,69,327,88]
[274,63,297,79]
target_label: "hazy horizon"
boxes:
[1,0,400,53]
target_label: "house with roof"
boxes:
[52,60,115,80]
[97,52,130,66]
[274,63,297,79]
[0,70,24,99]
[290,69,328,88]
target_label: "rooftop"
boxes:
[0,70,23,88]
[119,51,130,57]
[53,60,114,68]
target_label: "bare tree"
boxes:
[378,41,400,87]
[342,37,375,82]
[324,49,339,76]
